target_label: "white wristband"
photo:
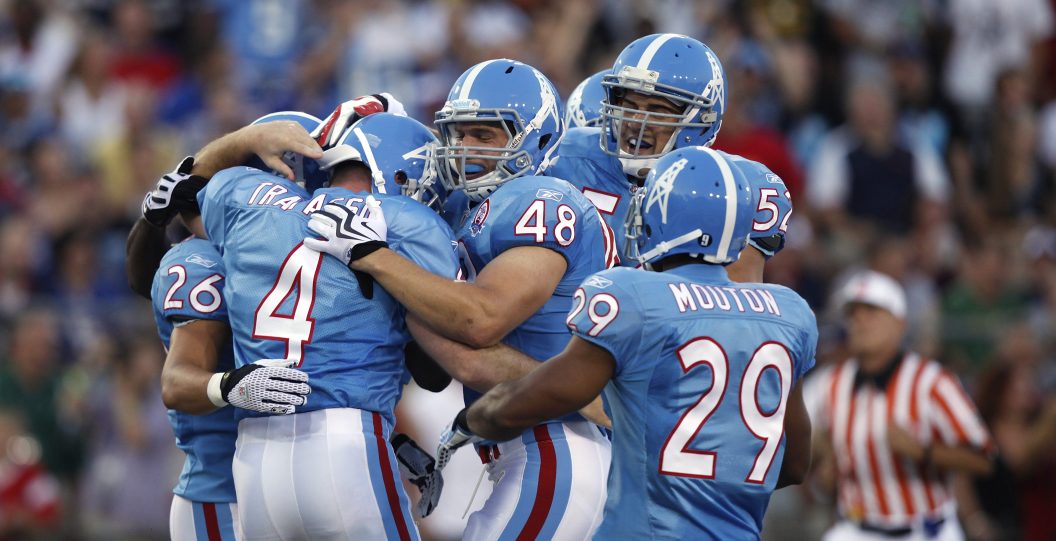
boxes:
[207,372,228,408]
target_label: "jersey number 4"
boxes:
[660,337,793,484]
[253,244,322,367]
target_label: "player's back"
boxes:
[199,167,458,425]
[151,237,237,503]
[569,265,817,540]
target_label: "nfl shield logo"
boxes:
[470,199,490,236]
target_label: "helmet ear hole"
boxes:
[394,170,408,185]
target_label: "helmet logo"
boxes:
[645,157,687,224]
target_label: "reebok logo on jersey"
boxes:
[536,188,564,202]
[584,275,614,289]
[185,254,218,268]
[765,173,782,184]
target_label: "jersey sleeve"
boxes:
[744,162,792,258]
[151,244,228,323]
[925,370,994,453]
[384,199,460,280]
[565,270,645,377]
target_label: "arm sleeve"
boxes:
[151,247,228,323]
[926,370,994,452]
[565,272,645,377]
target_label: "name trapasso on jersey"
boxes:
[198,167,459,426]
[151,237,237,503]
[548,127,639,266]
[720,151,793,258]
[567,264,817,540]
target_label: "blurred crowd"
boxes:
[0,0,1053,540]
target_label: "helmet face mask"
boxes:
[434,59,564,203]
[434,113,534,202]
[599,34,727,178]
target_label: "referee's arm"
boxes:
[777,380,812,489]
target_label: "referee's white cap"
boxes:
[837,270,907,319]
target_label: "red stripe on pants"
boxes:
[372,412,412,541]
[516,425,558,541]
[203,503,222,541]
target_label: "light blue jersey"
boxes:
[198,167,458,426]
[719,151,793,257]
[458,176,617,406]
[151,238,237,504]
[547,127,635,262]
[568,264,817,540]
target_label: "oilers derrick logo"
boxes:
[470,199,490,236]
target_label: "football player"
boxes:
[305,59,616,540]
[549,34,794,280]
[442,146,817,540]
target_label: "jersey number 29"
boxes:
[660,337,793,484]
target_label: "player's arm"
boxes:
[361,246,567,348]
[191,121,322,181]
[776,379,812,489]
[465,337,615,441]
[126,218,168,299]
[161,319,232,414]
[407,315,542,393]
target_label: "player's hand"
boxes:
[238,121,323,180]
[312,93,407,148]
[436,408,480,472]
[304,198,388,267]
[141,157,208,227]
[208,359,311,415]
[392,433,444,518]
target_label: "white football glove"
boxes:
[141,156,208,227]
[207,359,311,415]
[392,433,444,518]
[436,409,480,472]
[311,93,407,148]
[304,197,388,267]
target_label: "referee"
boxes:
[806,271,994,540]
